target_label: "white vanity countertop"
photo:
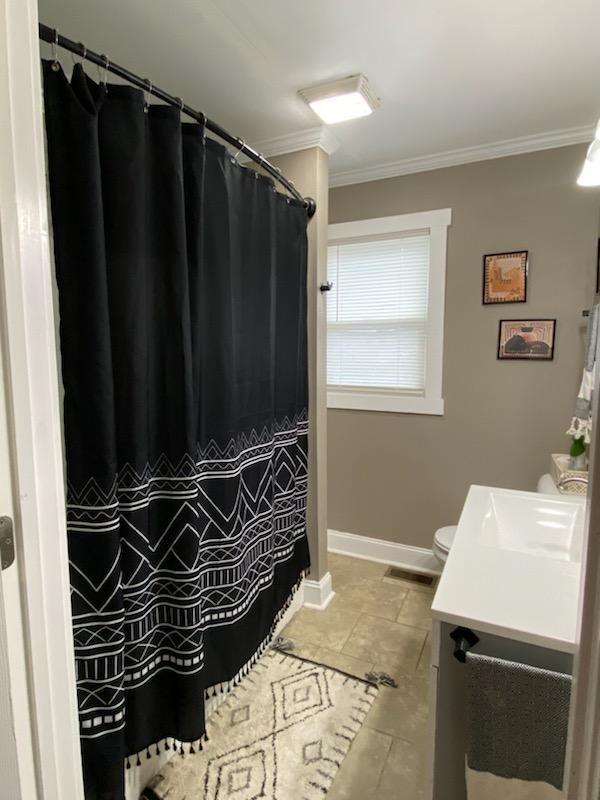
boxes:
[431,485,586,654]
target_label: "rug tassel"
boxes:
[146,747,151,760]
[126,756,131,770]
[136,753,141,767]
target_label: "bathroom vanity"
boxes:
[429,485,586,800]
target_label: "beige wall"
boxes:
[328,145,600,549]
[270,148,330,579]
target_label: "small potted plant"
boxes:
[570,436,587,470]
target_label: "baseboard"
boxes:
[328,529,441,575]
[303,571,335,610]
[276,586,304,631]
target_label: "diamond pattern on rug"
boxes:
[144,650,378,800]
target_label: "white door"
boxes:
[0,581,20,798]
[0,312,36,799]
[0,577,21,799]
[0,0,85,797]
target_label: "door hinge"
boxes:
[0,517,14,570]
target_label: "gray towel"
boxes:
[465,653,571,790]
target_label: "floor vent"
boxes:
[384,566,435,587]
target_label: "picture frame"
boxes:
[483,250,528,305]
[497,319,556,361]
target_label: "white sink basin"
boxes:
[473,488,586,562]
[432,485,586,652]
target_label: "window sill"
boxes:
[327,390,444,416]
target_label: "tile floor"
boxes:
[282,552,437,799]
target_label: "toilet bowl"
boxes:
[433,525,457,565]
[537,473,560,494]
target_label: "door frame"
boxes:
[2,0,600,798]
[0,0,84,797]
[0,567,21,797]
[566,331,600,799]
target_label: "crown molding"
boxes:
[329,124,595,188]
[249,126,341,159]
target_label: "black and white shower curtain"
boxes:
[42,60,310,800]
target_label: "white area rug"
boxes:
[143,650,378,800]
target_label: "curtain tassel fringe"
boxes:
[121,571,306,776]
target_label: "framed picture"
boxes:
[483,250,528,304]
[497,319,556,361]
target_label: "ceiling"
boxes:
[38,0,600,182]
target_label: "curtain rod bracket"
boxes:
[450,626,480,663]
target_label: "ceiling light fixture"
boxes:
[299,74,380,125]
[578,120,600,186]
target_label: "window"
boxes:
[327,208,451,414]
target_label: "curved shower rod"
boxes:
[38,23,317,219]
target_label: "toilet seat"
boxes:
[433,525,457,563]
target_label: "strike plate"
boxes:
[0,516,14,570]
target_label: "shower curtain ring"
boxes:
[233,139,245,162]
[258,153,272,183]
[198,111,207,141]
[51,28,60,71]
[143,79,152,112]
[71,42,86,66]
[99,54,109,87]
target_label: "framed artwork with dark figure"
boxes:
[497,319,556,361]
[483,250,528,304]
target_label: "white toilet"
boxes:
[432,525,456,566]
[433,474,559,567]
[536,473,560,494]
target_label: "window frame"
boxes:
[326,208,451,415]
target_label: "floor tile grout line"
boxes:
[338,610,366,655]
[395,588,410,621]
[368,724,426,749]
[370,730,395,799]
[414,631,429,673]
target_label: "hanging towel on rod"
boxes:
[567,303,600,443]
[465,652,571,800]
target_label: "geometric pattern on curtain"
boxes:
[42,58,310,800]
[69,414,308,737]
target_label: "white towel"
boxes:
[567,304,600,444]
[466,766,563,800]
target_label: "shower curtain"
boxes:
[42,61,310,800]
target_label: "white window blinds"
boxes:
[327,231,431,393]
